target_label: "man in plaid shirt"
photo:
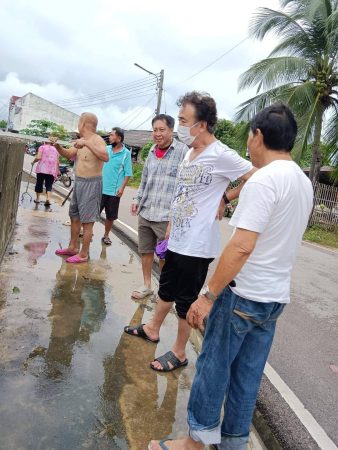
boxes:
[130,114,188,299]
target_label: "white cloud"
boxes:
[0,0,281,129]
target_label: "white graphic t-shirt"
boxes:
[168,140,252,258]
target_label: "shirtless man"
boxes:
[54,112,109,263]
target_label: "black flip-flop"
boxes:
[150,351,188,372]
[124,324,160,343]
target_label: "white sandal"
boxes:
[131,285,154,299]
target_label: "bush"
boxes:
[129,162,144,187]
[140,142,153,161]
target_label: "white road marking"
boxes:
[264,363,338,450]
[116,219,138,236]
[116,218,338,450]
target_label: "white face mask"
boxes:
[177,122,200,146]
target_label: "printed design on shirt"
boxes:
[171,161,213,241]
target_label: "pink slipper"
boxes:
[55,248,77,256]
[66,254,88,264]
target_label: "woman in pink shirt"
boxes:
[32,141,59,206]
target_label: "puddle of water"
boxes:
[0,192,196,450]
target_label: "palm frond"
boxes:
[292,94,321,161]
[235,84,295,121]
[249,7,310,44]
[286,82,317,121]
[238,57,309,92]
[322,105,338,159]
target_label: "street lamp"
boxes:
[134,63,164,115]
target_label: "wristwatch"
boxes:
[200,285,217,302]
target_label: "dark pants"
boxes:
[35,173,54,193]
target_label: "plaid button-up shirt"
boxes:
[135,138,188,222]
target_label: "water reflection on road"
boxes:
[0,195,194,450]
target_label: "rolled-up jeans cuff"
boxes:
[189,425,221,445]
[218,435,249,450]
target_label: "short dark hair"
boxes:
[250,103,297,152]
[151,114,175,129]
[112,127,124,142]
[177,91,218,133]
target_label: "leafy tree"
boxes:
[140,141,153,161]
[236,0,338,184]
[20,120,69,140]
[215,119,249,157]
[0,119,7,129]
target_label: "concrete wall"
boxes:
[0,136,24,263]
[9,93,80,132]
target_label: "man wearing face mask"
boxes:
[100,127,133,245]
[125,91,255,373]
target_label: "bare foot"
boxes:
[149,437,204,449]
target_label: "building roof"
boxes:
[124,130,153,148]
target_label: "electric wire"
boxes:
[52,75,160,106]
[134,111,156,130]
[62,91,157,109]
[119,95,156,129]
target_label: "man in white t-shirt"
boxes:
[149,103,313,450]
[124,91,254,372]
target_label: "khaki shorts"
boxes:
[138,215,168,254]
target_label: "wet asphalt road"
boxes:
[116,186,338,446]
[21,155,338,446]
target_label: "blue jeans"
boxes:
[187,287,285,449]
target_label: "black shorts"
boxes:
[35,173,54,193]
[158,249,213,319]
[100,194,120,221]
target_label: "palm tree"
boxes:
[236,0,338,184]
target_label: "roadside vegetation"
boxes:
[303,225,338,249]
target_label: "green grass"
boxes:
[129,162,143,188]
[303,225,338,249]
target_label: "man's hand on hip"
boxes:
[186,295,213,331]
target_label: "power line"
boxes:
[59,90,157,109]
[119,95,156,128]
[57,80,157,106]
[52,75,160,105]
[172,36,249,86]
[134,111,156,130]
[56,81,157,108]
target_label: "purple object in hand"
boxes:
[155,239,168,259]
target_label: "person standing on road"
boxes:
[125,92,254,373]
[100,127,132,245]
[53,112,108,264]
[32,140,59,206]
[130,114,188,299]
[149,103,314,450]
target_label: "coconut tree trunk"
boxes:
[309,106,324,184]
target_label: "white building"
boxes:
[8,93,80,132]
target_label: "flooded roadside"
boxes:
[0,186,197,450]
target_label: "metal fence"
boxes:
[310,182,338,229]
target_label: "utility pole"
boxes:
[134,63,164,115]
[155,69,164,115]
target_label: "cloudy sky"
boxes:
[0,0,281,131]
